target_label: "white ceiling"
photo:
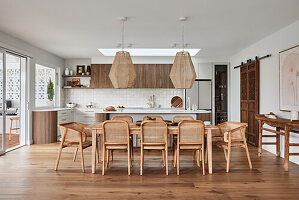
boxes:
[0,0,299,59]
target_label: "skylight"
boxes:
[98,48,200,56]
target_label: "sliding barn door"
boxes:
[240,61,259,146]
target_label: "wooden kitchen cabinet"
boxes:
[91,64,174,88]
[33,111,57,144]
[90,64,113,88]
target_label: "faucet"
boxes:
[147,95,155,108]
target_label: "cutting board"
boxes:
[171,96,183,108]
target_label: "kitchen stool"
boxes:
[9,117,20,140]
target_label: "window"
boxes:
[35,64,55,107]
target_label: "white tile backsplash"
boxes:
[63,88,184,108]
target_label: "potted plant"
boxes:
[47,78,54,106]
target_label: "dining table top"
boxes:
[85,121,218,135]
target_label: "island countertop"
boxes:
[76,107,211,114]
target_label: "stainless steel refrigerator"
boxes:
[185,80,212,110]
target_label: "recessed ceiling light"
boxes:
[98,48,201,56]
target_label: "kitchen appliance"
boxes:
[185,79,212,110]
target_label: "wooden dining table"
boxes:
[85,122,218,174]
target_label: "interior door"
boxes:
[240,61,259,146]
[0,50,6,155]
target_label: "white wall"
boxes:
[230,20,299,164]
[0,30,65,144]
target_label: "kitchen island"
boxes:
[75,107,212,125]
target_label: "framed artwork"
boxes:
[76,65,85,75]
[72,78,80,87]
[279,45,299,111]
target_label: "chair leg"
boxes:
[54,143,63,171]
[193,151,196,161]
[140,146,144,175]
[106,150,110,168]
[102,146,105,175]
[244,142,252,169]
[165,146,168,175]
[128,145,131,175]
[176,146,180,175]
[162,150,165,167]
[174,146,177,167]
[111,150,114,161]
[196,150,200,168]
[131,141,134,161]
[55,134,66,171]
[201,149,205,175]
[73,147,78,162]
[96,139,100,164]
[226,144,231,173]
[205,146,208,164]
[79,140,85,173]
[223,148,228,161]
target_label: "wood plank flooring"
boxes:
[0,143,299,199]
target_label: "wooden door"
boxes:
[240,61,259,146]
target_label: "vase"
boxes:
[70,69,74,75]
[65,68,70,75]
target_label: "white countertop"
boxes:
[76,107,211,114]
[32,107,73,112]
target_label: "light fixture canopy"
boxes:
[170,17,196,89]
[109,17,136,88]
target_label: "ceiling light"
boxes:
[98,48,200,56]
[170,17,196,89]
[109,17,136,89]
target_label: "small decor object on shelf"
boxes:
[66,102,77,108]
[72,78,80,87]
[86,65,91,75]
[66,81,72,86]
[47,78,54,106]
[64,68,70,75]
[104,106,116,111]
[76,65,85,75]
[70,69,74,75]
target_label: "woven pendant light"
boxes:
[170,17,196,89]
[109,17,136,88]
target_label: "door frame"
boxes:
[0,48,29,154]
[0,49,7,155]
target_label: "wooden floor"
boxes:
[0,144,299,200]
[0,134,19,150]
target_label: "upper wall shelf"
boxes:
[62,75,91,77]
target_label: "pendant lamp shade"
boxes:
[109,51,136,88]
[170,51,196,89]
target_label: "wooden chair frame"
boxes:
[55,122,98,173]
[140,120,168,175]
[175,120,205,175]
[102,120,131,175]
[215,121,252,173]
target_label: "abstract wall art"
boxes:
[280,45,299,111]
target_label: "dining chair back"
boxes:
[55,122,94,173]
[215,121,252,172]
[176,120,205,175]
[172,116,194,124]
[112,115,133,123]
[140,120,168,175]
[142,115,164,121]
[102,120,131,175]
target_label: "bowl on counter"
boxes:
[66,103,77,108]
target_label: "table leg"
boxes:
[207,129,212,174]
[92,130,97,174]
[276,127,281,157]
[284,126,289,171]
[258,120,263,157]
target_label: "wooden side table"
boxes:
[256,114,299,171]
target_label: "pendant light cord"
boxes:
[122,19,125,52]
[182,21,185,52]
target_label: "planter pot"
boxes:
[47,100,54,106]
